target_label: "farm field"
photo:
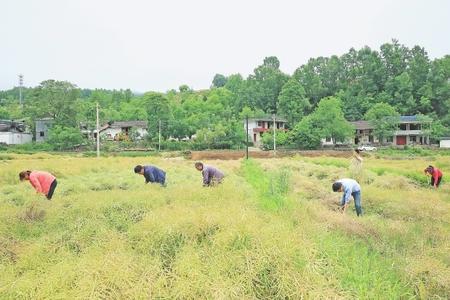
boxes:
[0,153,449,299]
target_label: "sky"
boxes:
[1,0,449,92]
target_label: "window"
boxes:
[39,131,45,137]
[410,124,420,130]
[386,136,393,142]
[325,137,332,142]
[399,124,407,130]
[410,136,417,142]
[257,121,262,127]
[369,135,374,143]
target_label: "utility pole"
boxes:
[96,103,100,158]
[246,116,249,160]
[18,74,23,108]
[158,120,161,151]
[273,114,276,156]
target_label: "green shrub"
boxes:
[47,126,85,150]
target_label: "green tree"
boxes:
[428,56,450,121]
[261,129,289,150]
[179,85,192,93]
[311,97,354,144]
[289,97,353,148]
[278,78,311,125]
[26,80,80,127]
[289,116,321,149]
[364,103,400,143]
[47,125,84,150]
[143,92,171,140]
[247,56,289,113]
[385,72,415,114]
[0,107,10,119]
[212,74,227,88]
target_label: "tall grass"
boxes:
[240,159,292,211]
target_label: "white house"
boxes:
[0,120,32,145]
[244,116,287,146]
[440,138,450,148]
[95,121,148,141]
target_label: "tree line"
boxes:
[0,39,449,150]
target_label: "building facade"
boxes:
[35,118,54,142]
[96,121,148,141]
[440,138,450,148]
[351,116,430,146]
[0,120,32,145]
[244,116,287,146]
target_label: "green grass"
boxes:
[0,154,449,298]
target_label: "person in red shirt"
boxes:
[424,165,443,189]
[19,170,58,200]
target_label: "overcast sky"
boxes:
[1,0,449,92]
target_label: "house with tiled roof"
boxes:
[351,115,431,146]
[94,121,148,141]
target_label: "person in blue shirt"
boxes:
[134,165,166,186]
[332,178,362,216]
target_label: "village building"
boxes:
[439,137,450,148]
[35,118,54,142]
[95,121,148,141]
[0,120,32,145]
[244,116,287,147]
[351,115,431,146]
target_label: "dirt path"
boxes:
[188,150,352,160]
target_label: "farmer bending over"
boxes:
[134,165,166,186]
[19,170,58,200]
[332,178,362,216]
[424,165,443,189]
[195,162,224,187]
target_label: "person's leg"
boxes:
[46,180,57,200]
[430,176,434,187]
[436,176,442,187]
[352,191,363,216]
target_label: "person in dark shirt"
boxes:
[134,165,166,186]
[195,162,224,187]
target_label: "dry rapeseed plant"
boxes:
[0,153,448,298]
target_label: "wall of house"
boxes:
[100,127,148,140]
[35,121,53,142]
[353,124,430,146]
[440,140,450,148]
[243,120,287,146]
[100,128,122,140]
[0,132,33,145]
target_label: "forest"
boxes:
[1,40,449,150]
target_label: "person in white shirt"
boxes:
[332,178,362,216]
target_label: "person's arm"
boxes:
[144,169,155,184]
[341,188,351,213]
[203,169,210,186]
[29,176,43,194]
